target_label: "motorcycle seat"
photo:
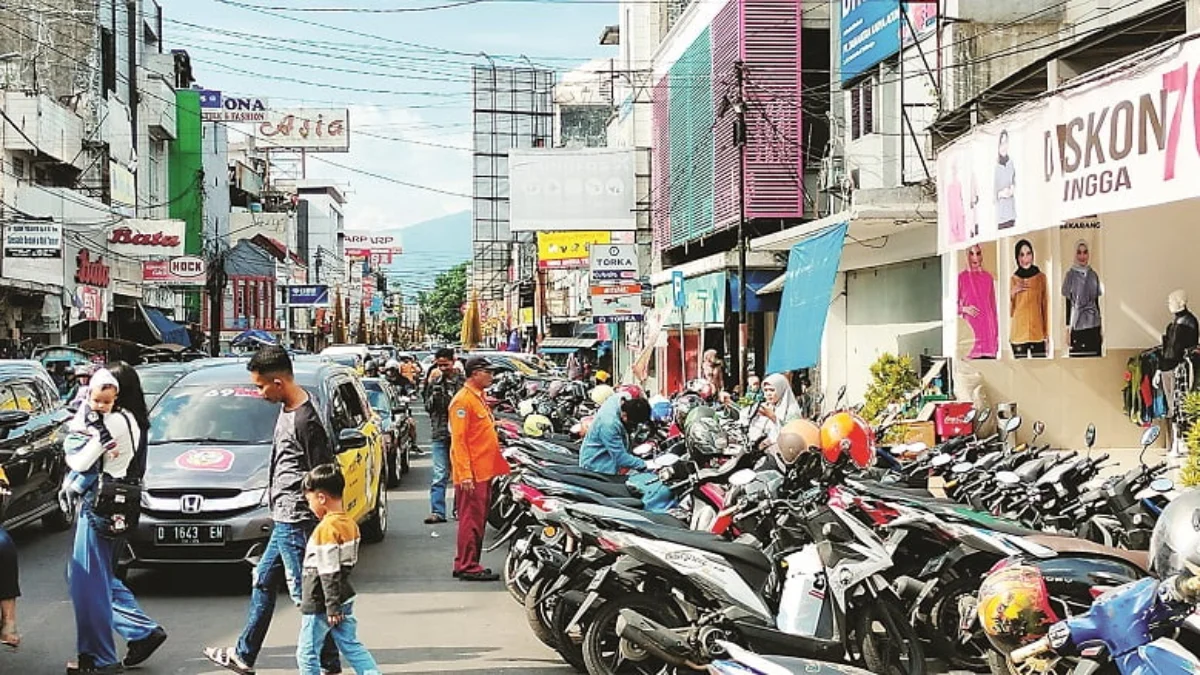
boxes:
[1027,534,1150,572]
[624,521,770,570]
[541,465,628,483]
[535,469,637,498]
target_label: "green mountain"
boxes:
[380,211,472,300]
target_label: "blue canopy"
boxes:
[141,306,191,347]
[231,329,278,348]
[767,222,848,373]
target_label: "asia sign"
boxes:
[937,35,1200,253]
[3,220,62,258]
[143,256,207,286]
[537,231,617,269]
[199,90,269,122]
[256,109,350,152]
[105,219,185,258]
[589,243,642,324]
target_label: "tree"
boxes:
[417,262,468,341]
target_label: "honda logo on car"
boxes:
[180,494,204,514]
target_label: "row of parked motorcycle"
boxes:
[478,379,1200,675]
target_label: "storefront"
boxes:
[936,33,1200,450]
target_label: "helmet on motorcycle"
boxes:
[546,380,566,399]
[977,562,1060,657]
[595,370,611,383]
[517,399,536,417]
[819,412,875,469]
[1149,487,1200,578]
[384,359,401,373]
[672,393,704,430]
[686,415,728,455]
[616,384,645,400]
[683,404,717,432]
[649,396,673,424]
[776,419,821,465]
[363,358,378,377]
[591,384,615,406]
[523,414,553,438]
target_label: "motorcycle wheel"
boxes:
[488,486,518,531]
[927,576,988,671]
[550,590,588,673]
[581,593,683,675]
[855,596,926,675]
[524,577,559,649]
[504,536,533,604]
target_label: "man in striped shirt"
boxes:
[295,464,380,675]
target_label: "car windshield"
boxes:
[326,354,358,369]
[138,368,185,395]
[148,385,282,445]
[365,389,389,412]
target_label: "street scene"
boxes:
[6,0,1200,674]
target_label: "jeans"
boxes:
[296,601,380,675]
[236,521,340,671]
[69,503,158,667]
[430,438,450,518]
[454,481,491,575]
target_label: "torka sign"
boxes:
[75,249,110,288]
[938,36,1200,253]
[105,219,185,257]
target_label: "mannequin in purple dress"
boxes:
[958,244,999,359]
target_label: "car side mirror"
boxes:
[337,429,369,453]
[0,410,30,429]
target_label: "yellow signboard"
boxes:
[519,307,534,325]
[537,231,611,269]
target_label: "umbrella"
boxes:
[460,293,482,349]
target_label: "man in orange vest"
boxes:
[448,357,510,581]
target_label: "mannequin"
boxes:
[1160,290,1198,455]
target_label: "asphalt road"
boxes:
[2,408,573,675]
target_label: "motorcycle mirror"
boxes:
[632,442,655,458]
[996,471,1021,486]
[962,408,978,424]
[931,454,952,468]
[657,453,681,467]
[977,407,992,425]
[1085,423,1097,449]
[1151,477,1175,493]
[837,385,847,399]
[1004,416,1022,434]
[1141,425,1161,448]
[1032,420,1046,437]
[729,469,757,487]
[952,461,974,474]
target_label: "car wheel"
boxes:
[361,479,387,543]
[43,494,77,532]
[400,438,412,475]
[386,447,401,489]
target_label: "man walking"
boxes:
[204,346,341,675]
[423,347,464,524]
[448,357,510,581]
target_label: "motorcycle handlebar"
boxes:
[1010,636,1052,664]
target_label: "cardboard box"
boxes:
[896,420,937,448]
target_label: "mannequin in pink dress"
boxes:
[958,244,999,359]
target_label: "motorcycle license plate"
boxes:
[155,524,226,546]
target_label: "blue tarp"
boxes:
[231,329,278,348]
[767,222,848,374]
[728,270,783,313]
[143,307,191,347]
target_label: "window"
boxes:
[337,382,368,428]
[0,388,17,411]
[10,156,25,179]
[101,27,116,94]
[850,78,875,141]
[10,382,41,413]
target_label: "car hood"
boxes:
[143,441,272,491]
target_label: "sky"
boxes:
[162,0,616,234]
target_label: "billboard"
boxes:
[143,256,207,286]
[840,0,902,84]
[106,219,185,258]
[537,231,628,269]
[589,243,642,324]
[199,90,269,122]
[256,109,349,152]
[344,232,403,264]
[288,285,330,308]
[509,148,636,232]
[4,220,62,259]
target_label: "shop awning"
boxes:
[756,273,786,295]
[767,222,849,374]
[139,304,191,347]
[728,271,782,312]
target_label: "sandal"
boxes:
[0,622,18,651]
[423,514,447,524]
[203,646,256,675]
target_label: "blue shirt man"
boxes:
[578,394,649,475]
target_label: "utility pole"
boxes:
[206,245,227,356]
[733,60,750,394]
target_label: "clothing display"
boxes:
[1009,267,1048,349]
[958,268,999,359]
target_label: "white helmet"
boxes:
[384,359,401,372]
[591,384,615,406]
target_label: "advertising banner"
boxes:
[344,232,403,264]
[510,148,636,231]
[840,0,901,84]
[288,285,330,308]
[142,256,207,286]
[199,90,269,122]
[537,231,612,269]
[106,219,185,258]
[938,36,1200,253]
[589,243,642,324]
[4,220,62,258]
[256,109,349,152]
[71,285,108,326]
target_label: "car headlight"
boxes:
[242,488,269,508]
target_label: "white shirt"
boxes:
[65,409,141,479]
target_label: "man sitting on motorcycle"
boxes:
[579,387,674,512]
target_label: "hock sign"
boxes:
[106,219,186,258]
[937,35,1200,253]
[143,256,207,286]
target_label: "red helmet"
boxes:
[616,385,645,400]
[819,412,875,469]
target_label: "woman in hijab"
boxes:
[1062,239,1102,356]
[702,349,725,394]
[958,244,999,359]
[751,373,803,446]
[995,130,1016,230]
[1010,238,1049,358]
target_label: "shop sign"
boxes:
[143,256,206,285]
[344,232,402,264]
[199,90,270,122]
[537,231,628,269]
[589,244,642,324]
[938,36,1200,253]
[288,285,330,308]
[3,220,63,258]
[71,285,107,325]
[106,219,185,257]
[256,109,349,152]
[75,249,111,288]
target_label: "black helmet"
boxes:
[1150,487,1200,578]
[672,393,704,429]
[363,358,378,376]
[684,408,727,455]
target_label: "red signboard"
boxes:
[143,257,207,285]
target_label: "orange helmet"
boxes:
[819,412,875,468]
[777,419,821,465]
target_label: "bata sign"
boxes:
[105,219,185,257]
[939,36,1200,252]
[143,256,207,286]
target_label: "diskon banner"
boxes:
[256,109,349,152]
[510,148,636,231]
[939,35,1200,253]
